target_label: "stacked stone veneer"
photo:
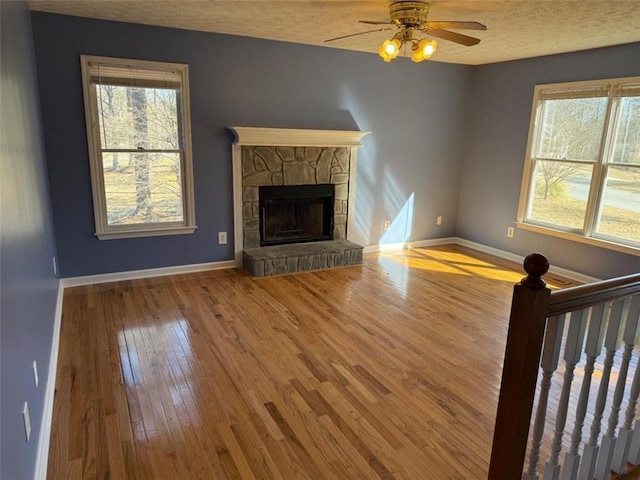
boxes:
[243,240,363,277]
[241,146,352,249]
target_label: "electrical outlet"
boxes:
[23,402,31,442]
[383,219,391,231]
[32,360,38,388]
[52,256,57,276]
[218,232,227,245]
[507,226,515,238]
[436,215,442,226]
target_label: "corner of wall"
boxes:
[33,281,64,480]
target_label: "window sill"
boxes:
[96,226,197,240]
[515,222,640,256]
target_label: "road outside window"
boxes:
[517,78,640,253]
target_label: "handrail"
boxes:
[488,253,640,479]
[488,253,551,479]
[548,273,640,317]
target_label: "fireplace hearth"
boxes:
[230,127,369,275]
[259,184,334,247]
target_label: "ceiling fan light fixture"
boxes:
[326,1,485,64]
[420,38,438,57]
[379,38,402,62]
[411,48,425,63]
[411,38,437,62]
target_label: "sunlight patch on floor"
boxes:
[378,248,519,282]
[416,249,497,267]
[376,246,571,289]
[379,254,472,276]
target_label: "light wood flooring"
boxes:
[46,245,576,479]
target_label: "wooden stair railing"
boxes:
[488,254,640,480]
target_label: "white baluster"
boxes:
[561,305,607,480]
[626,296,640,465]
[612,295,640,471]
[595,297,632,479]
[578,300,625,480]
[629,427,640,466]
[524,315,566,480]
[544,310,588,480]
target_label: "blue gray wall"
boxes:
[30,12,472,277]
[458,44,640,279]
[1,2,60,479]
[29,11,640,280]
[3,8,638,477]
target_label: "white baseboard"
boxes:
[364,242,405,253]
[34,280,64,480]
[406,238,458,249]
[62,259,236,287]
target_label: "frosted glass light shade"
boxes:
[420,39,438,57]
[379,38,402,62]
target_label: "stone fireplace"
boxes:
[230,127,369,275]
[240,145,352,249]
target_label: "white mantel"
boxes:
[229,127,370,266]
[229,127,370,148]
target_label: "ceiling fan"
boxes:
[325,1,486,62]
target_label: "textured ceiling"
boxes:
[27,0,640,65]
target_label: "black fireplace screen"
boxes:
[259,184,334,247]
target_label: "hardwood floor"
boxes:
[46,245,575,479]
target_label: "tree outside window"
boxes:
[518,78,640,252]
[81,56,196,239]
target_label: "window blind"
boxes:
[89,63,181,89]
[538,86,609,101]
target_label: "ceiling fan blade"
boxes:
[324,27,393,43]
[426,21,487,31]
[359,20,393,25]
[427,28,481,46]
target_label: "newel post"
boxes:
[488,253,551,479]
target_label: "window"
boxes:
[517,77,640,255]
[80,55,196,239]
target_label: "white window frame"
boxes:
[80,55,196,240]
[516,77,640,256]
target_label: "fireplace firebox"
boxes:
[259,184,334,247]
